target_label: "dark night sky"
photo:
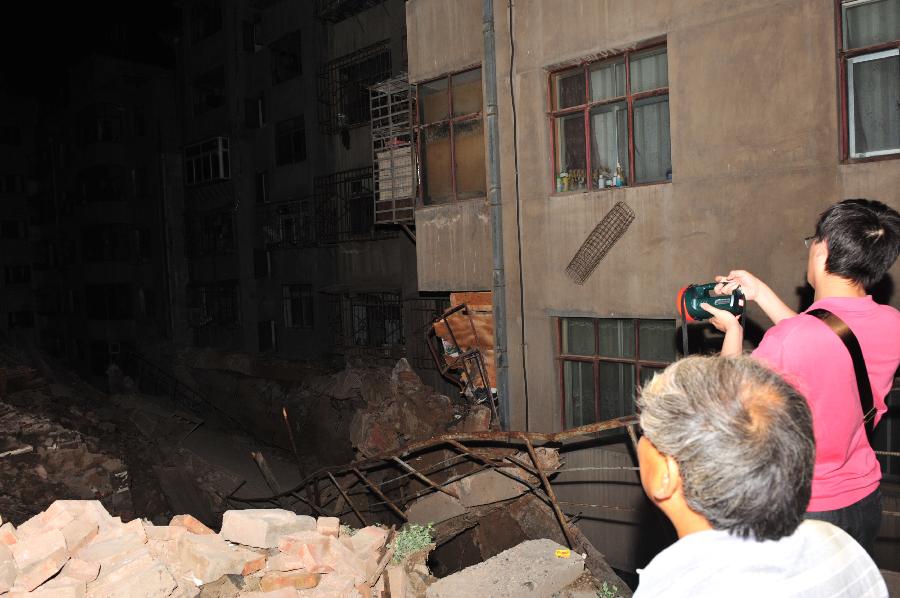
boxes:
[0,2,180,103]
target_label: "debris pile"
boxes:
[0,500,429,597]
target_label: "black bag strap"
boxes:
[807,308,875,439]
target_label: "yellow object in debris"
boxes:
[555,549,571,558]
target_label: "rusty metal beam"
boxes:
[353,467,407,522]
[391,456,460,500]
[523,437,575,549]
[329,472,367,527]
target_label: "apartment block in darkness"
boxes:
[33,56,181,380]
[406,0,900,572]
[176,0,446,385]
[0,93,37,344]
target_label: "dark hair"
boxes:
[814,198,900,289]
[637,356,814,541]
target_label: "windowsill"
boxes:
[840,153,900,166]
[549,179,671,198]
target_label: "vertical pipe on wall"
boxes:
[483,0,509,429]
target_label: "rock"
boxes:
[220,509,315,549]
[425,539,584,598]
[170,514,215,536]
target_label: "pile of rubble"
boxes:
[0,500,424,597]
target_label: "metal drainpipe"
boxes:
[483,0,509,429]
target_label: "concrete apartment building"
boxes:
[406,0,900,571]
[0,93,37,345]
[176,0,447,384]
[32,56,181,379]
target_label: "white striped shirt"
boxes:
[634,520,887,597]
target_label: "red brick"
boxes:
[177,532,261,584]
[61,558,100,583]
[61,520,98,554]
[0,542,16,593]
[350,526,388,559]
[316,516,340,538]
[220,509,315,549]
[17,547,69,591]
[259,570,321,591]
[169,514,214,536]
[12,529,68,570]
[0,522,17,546]
[277,531,332,574]
[85,548,177,598]
[265,552,306,573]
[142,524,186,542]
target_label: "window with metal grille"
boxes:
[81,224,131,262]
[271,31,302,85]
[276,116,306,165]
[549,42,670,191]
[78,103,123,145]
[838,0,900,159]
[416,68,485,205]
[190,282,239,325]
[3,265,31,285]
[558,317,676,428]
[283,284,314,329]
[192,66,226,116]
[339,292,403,348]
[317,41,392,133]
[183,137,230,185]
[186,209,234,257]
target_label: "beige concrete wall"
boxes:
[416,199,492,291]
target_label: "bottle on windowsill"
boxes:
[614,161,625,187]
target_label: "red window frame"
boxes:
[415,67,484,205]
[557,317,673,430]
[547,40,670,193]
[835,0,900,163]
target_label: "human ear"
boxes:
[651,455,681,502]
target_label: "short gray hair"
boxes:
[636,355,814,540]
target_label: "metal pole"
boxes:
[483,0,509,429]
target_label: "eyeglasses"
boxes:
[803,235,817,248]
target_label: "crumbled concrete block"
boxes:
[324,535,367,584]
[61,558,100,583]
[177,532,262,584]
[61,520,98,554]
[75,530,145,565]
[259,570,321,591]
[170,515,214,536]
[12,529,68,570]
[17,546,69,591]
[220,509,315,549]
[277,532,332,574]
[316,517,340,538]
[0,522,18,546]
[425,539,584,598]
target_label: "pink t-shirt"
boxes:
[752,296,900,512]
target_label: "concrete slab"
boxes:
[406,492,467,525]
[426,539,585,598]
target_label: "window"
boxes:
[85,284,133,320]
[242,18,262,52]
[78,165,126,202]
[0,174,24,194]
[255,171,269,204]
[839,0,900,159]
[138,288,156,317]
[258,320,276,352]
[183,137,230,185]
[79,103,123,145]
[254,248,271,278]
[135,228,152,261]
[245,94,266,129]
[416,68,485,204]
[318,41,392,132]
[271,31,302,85]
[186,210,234,257]
[550,44,671,190]
[82,224,131,262]
[0,220,26,239]
[191,0,221,43]
[192,66,226,116]
[558,317,676,428]
[4,265,31,284]
[283,284,314,328]
[190,282,239,325]
[344,292,402,347]
[276,116,306,165]
[132,167,148,198]
[270,200,314,247]
[133,106,146,137]
[0,125,21,146]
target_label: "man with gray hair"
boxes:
[633,356,886,597]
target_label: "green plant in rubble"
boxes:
[340,524,358,537]
[597,581,624,598]
[390,523,434,564]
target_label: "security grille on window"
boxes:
[550,43,671,190]
[339,292,403,347]
[4,265,31,284]
[273,200,314,246]
[839,0,900,158]
[558,317,675,428]
[318,41,392,133]
[416,68,486,204]
[78,165,126,203]
[271,31,302,85]
[276,116,306,165]
[79,103,123,145]
[190,282,239,325]
[183,137,230,185]
[0,174,24,194]
[186,210,235,257]
[192,66,226,116]
[283,284,314,328]
[82,224,131,262]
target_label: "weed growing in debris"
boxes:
[597,581,624,598]
[340,524,358,537]
[390,522,434,564]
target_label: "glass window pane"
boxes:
[599,362,635,419]
[598,318,635,358]
[562,318,595,355]
[634,95,672,183]
[844,0,900,49]
[639,365,665,389]
[638,319,676,362]
[422,124,453,204]
[419,78,449,124]
[554,114,587,187]
[850,53,900,156]
[630,48,668,93]
[454,119,486,199]
[589,101,628,182]
[589,60,625,101]
[554,68,586,110]
[452,68,483,116]
[564,360,596,428]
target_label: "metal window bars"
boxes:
[371,74,416,225]
[318,41,392,134]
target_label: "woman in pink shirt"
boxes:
[703,199,900,552]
